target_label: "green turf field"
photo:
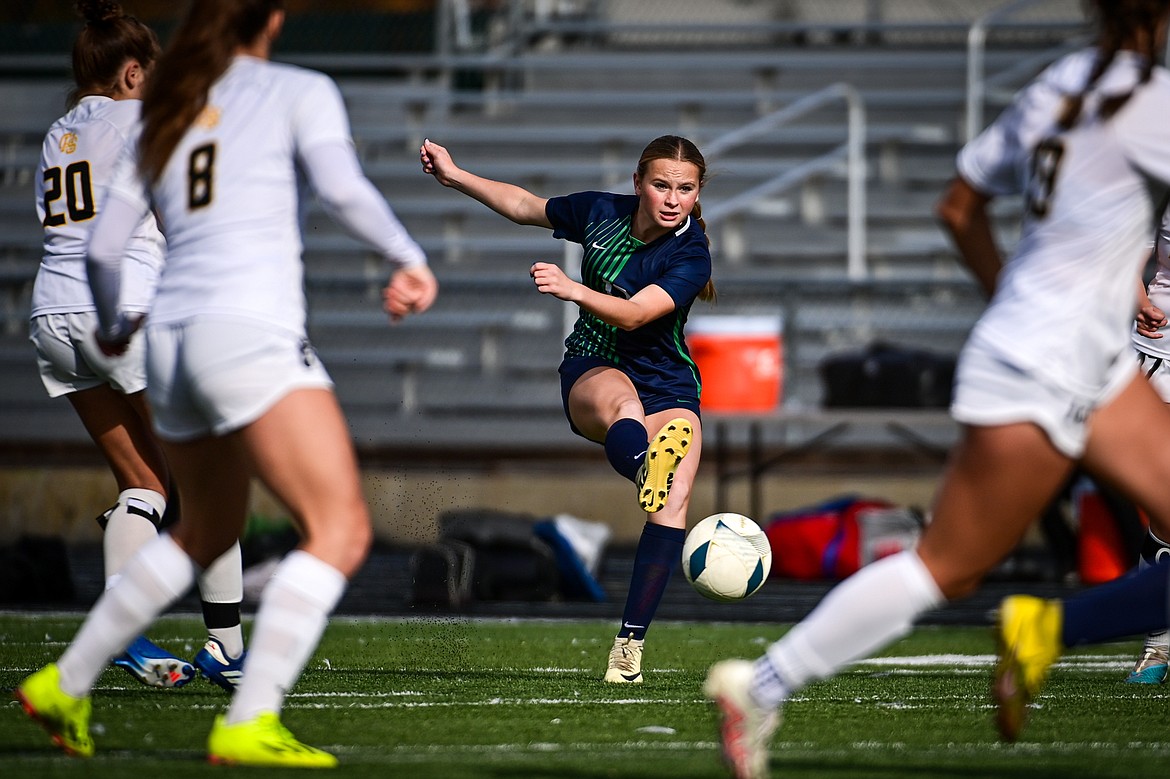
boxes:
[1,613,1166,777]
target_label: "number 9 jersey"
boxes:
[32,96,164,318]
[957,48,1170,398]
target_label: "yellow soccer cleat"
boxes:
[993,595,1063,742]
[208,712,338,768]
[636,418,692,513]
[604,633,644,684]
[14,664,94,758]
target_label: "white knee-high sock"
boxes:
[58,534,197,697]
[227,551,346,725]
[199,541,245,658]
[102,489,166,588]
[752,551,943,710]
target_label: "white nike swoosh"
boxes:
[592,241,609,250]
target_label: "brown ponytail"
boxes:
[139,0,282,182]
[1058,0,1165,131]
[69,0,159,108]
[635,134,717,302]
[689,200,716,302]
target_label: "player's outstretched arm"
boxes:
[420,138,552,228]
[302,142,427,270]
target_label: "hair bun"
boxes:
[77,0,123,24]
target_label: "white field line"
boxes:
[66,739,1170,765]
[362,739,1170,756]
[0,652,1142,680]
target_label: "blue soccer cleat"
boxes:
[194,637,246,692]
[113,636,195,689]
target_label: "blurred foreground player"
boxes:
[704,2,1170,776]
[16,0,436,766]
[30,0,246,692]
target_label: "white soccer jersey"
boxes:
[105,55,419,336]
[31,96,163,317]
[1133,212,1170,360]
[958,49,1170,397]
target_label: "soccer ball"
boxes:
[682,513,772,602]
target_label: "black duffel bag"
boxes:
[819,342,956,408]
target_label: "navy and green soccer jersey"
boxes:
[545,190,712,403]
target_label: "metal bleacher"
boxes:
[0,1,1086,457]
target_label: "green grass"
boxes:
[0,613,1166,777]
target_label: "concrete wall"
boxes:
[0,459,943,546]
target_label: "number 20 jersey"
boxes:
[958,49,1170,396]
[32,96,163,317]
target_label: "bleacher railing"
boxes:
[439,0,1082,57]
[703,83,867,281]
[965,0,1085,141]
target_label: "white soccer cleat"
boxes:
[604,633,644,684]
[1125,644,1169,685]
[704,659,779,779]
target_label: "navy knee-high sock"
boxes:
[619,523,685,640]
[605,418,648,483]
[1062,560,1170,647]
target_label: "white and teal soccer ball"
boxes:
[682,513,772,602]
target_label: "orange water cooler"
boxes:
[1073,480,1147,584]
[687,315,784,412]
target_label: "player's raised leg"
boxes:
[637,417,692,513]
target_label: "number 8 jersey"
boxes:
[106,56,357,337]
[32,96,164,318]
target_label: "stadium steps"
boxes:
[0,33,1067,454]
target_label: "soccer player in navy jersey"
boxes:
[422,135,714,683]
